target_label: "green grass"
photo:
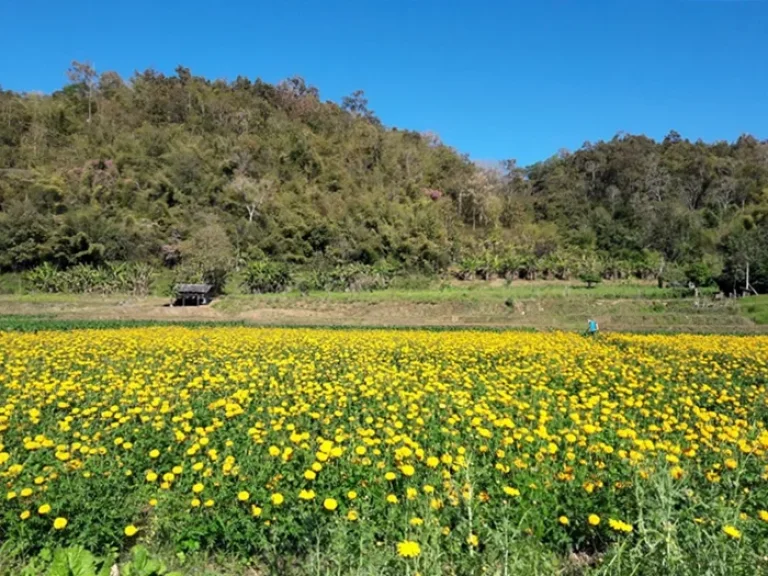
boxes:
[738,295,768,324]
[0,281,755,334]
[215,282,700,309]
[0,292,133,304]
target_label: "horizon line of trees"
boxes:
[3,62,768,294]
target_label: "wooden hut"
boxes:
[173,283,214,306]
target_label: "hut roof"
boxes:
[174,283,213,294]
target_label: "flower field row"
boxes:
[1,327,767,574]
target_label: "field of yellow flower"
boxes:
[1,327,768,575]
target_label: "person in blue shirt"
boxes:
[586,319,599,336]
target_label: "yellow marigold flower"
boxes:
[146,471,158,482]
[192,483,204,494]
[203,499,214,507]
[385,471,396,481]
[558,516,569,526]
[588,514,600,526]
[410,517,424,526]
[400,464,415,477]
[346,510,359,521]
[149,499,158,507]
[38,504,51,515]
[323,498,338,511]
[670,466,684,480]
[237,491,250,502]
[124,525,138,537]
[759,510,768,522]
[191,498,201,507]
[724,458,738,470]
[53,517,68,530]
[397,540,421,558]
[149,449,160,459]
[20,510,31,520]
[608,518,633,533]
[251,505,262,517]
[386,494,398,504]
[299,489,316,500]
[467,533,479,547]
[426,456,439,468]
[304,470,316,481]
[723,525,741,539]
[268,446,281,457]
[271,493,284,506]
[347,490,357,500]
[502,486,520,497]
[20,488,33,497]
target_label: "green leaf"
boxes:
[131,545,150,571]
[122,546,168,576]
[143,559,165,575]
[48,547,98,576]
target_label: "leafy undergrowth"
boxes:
[3,545,182,576]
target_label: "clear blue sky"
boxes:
[0,0,765,165]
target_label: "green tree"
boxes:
[179,219,234,292]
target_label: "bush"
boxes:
[328,263,393,292]
[454,258,479,281]
[578,271,602,288]
[685,259,720,288]
[243,260,292,293]
[658,264,688,288]
[295,269,332,293]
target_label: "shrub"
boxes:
[685,259,720,288]
[243,260,292,293]
[328,263,392,292]
[579,271,602,288]
[455,258,479,281]
[295,269,332,293]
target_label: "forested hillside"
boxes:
[2,63,768,293]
